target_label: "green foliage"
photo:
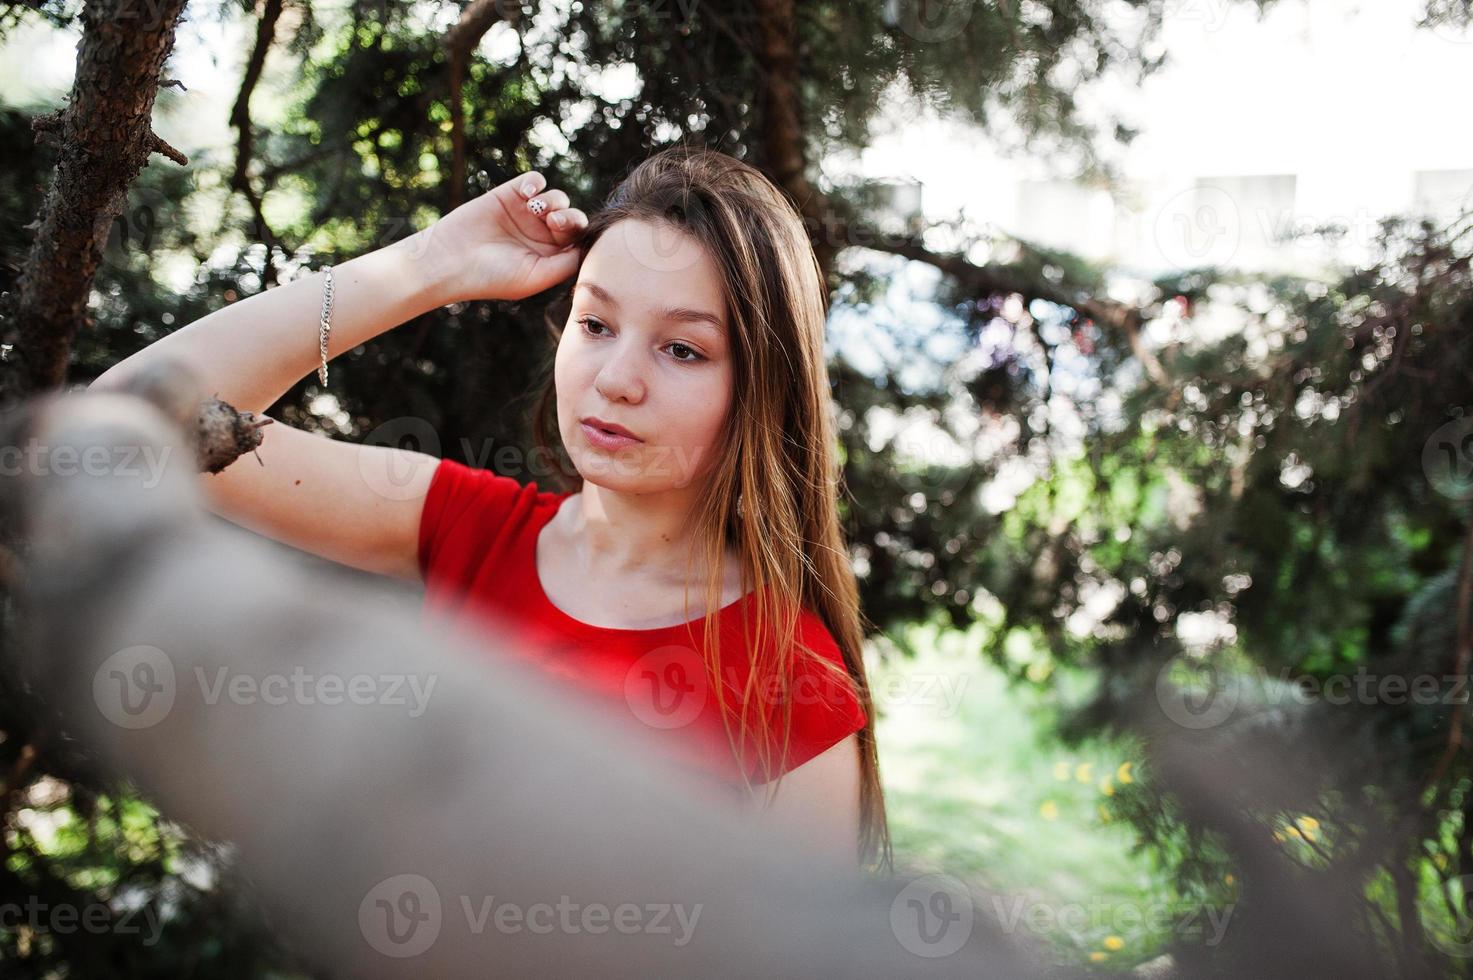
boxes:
[1,0,1470,974]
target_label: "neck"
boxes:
[568,481,713,584]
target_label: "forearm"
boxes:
[91,231,452,414]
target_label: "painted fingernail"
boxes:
[549,212,566,228]
[528,198,547,215]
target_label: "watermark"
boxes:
[1153,186,1243,271]
[355,417,711,499]
[869,670,971,718]
[883,0,974,43]
[1155,655,1241,730]
[1166,0,1232,32]
[624,645,710,730]
[93,646,438,729]
[1153,188,1390,272]
[1156,655,1473,730]
[989,892,1235,948]
[105,185,170,260]
[358,873,702,958]
[890,873,974,957]
[94,645,177,729]
[1423,416,1473,500]
[0,895,163,946]
[620,643,968,731]
[0,437,173,487]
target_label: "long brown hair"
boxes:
[532,144,891,872]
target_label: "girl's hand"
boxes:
[412,171,589,305]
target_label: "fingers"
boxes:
[508,170,546,199]
[503,171,586,246]
[526,188,570,214]
[544,207,588,245]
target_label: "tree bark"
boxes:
[750,0,839,287]
[0,0,191,406]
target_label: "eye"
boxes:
[577,316,610,337]
[665,342,705,363]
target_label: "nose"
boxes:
[593,338,647,405]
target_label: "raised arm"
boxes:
[88,171,588,582]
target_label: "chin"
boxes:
[572,455,706,496]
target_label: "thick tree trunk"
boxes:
[0,0,190,406]
[750,0,841,289]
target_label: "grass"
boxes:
[869,619,1189,971]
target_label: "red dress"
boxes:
[417,458,867,793]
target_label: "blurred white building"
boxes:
[851,0,1473,279]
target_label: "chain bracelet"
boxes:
[318,264,335,386]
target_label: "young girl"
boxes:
[92,145,891,871]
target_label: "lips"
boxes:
[581,417,642,441]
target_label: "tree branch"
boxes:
[6,381,1069,980]
[1423,514,1473,795]
[230,0,286,287]
[444,0,517,211]
[0,0,191,404]
[831,218,1171,387]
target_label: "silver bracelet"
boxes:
[317,264,335,386]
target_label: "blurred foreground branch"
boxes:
[1,373,1072,978]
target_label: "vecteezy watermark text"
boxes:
[0,896,163,946]
[93,646,437,729]
[0,438,173,486]
[358,874,702,958]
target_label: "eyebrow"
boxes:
[573,281,724,332]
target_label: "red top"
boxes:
[417,458,867,793]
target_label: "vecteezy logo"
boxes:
[93,645,176,729]
[624,645,708,730]
[890,873,974,958]
[1423,417,1473,501]
[1168,0,1231,32]
[360,416,442,501]
[359,874,442,958]
[1155,654,1241,730]
[1153,185,1242,271]
[884,0,974,43]
[620,212,707,275]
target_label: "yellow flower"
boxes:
[1089,951,1107,963]
[1040,800,1059,821]
[1099,778,1115,797]
[1272,831,1286,843]
[1116,762,1134,784]
[1098,804,1112,824]
[1294,816,1320,841]
[1225,873,1235,886]
[1103,935,1124,951]
[1053,761,1072,781]
[1074,763,1094,783]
